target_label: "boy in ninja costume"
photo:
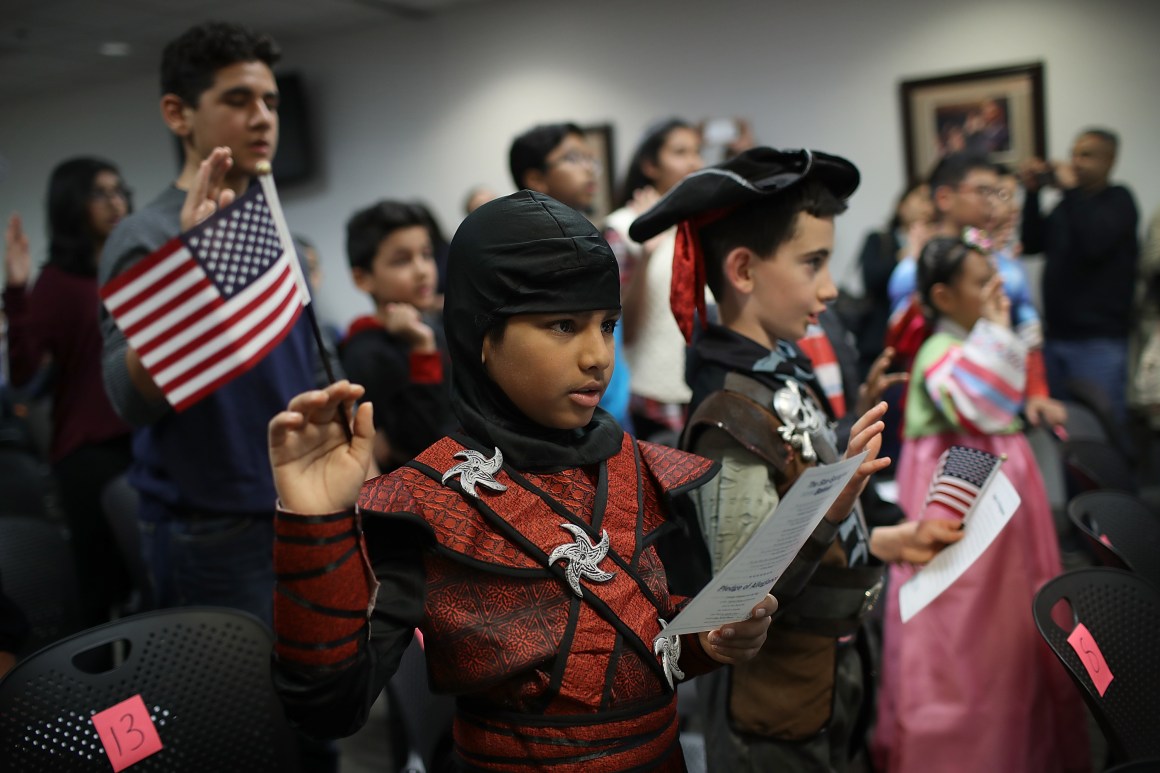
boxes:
[269,190,776,772]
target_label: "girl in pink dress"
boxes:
[872,235,1089,773]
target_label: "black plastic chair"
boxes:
[1068,491,1160,589]
[1065,377,1133,460]
[0,607,301,772]
[1106,761,1160,773]
[0,448,55,519]
[1033,568,1160,763]
[1063,399,1113,444]
[1062,439,1138,495]
[0,515,83,655]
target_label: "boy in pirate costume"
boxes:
[629,148,963,772]
[268,191,776,772]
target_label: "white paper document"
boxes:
[899,470,1020,622]
[656,451,868,640]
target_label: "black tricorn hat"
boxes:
[628,147,859,243]
[627,147,859,344]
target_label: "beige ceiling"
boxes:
[0,0,488,103]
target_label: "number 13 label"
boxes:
[91,694,164,771]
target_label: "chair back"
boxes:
[0,449,54,519]
[1062,439,1138,495]
[1065,377,1132,458]
[1063,399,1111,444]
[0,607,300,772]
[0,515,83,654]
[1033,568,1160,762]
[1068,492,1160,588]
[1106,761,1160,773]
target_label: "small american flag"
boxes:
[924,445,1003,518]
[100,185,309,411]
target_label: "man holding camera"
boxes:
[1021,128,1139,425]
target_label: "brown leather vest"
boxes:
[684,373,883,739]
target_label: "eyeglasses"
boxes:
[960,184,1011,203]
[90,186,132,204]
[548,151,602,174]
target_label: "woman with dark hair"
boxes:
[603,118,703,440]
[3,157,135,626]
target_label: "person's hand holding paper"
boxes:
[698,594,778,665]
[869,518,964,565]
[898,446,1019,621]
[658,451,869,640]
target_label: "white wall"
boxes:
[2,0,1158,328]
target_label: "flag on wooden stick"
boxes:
[100,183,309,411]
[924,445,1004,519]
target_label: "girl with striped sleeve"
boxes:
[872,235,1088,773]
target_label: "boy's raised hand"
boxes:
[980,274,1011,328]
[823,401,892,524]
[269,380,375,514]
[699,594,777,665]
[379,302,436,353]
[181,146,236,232]
[855,347,908,418]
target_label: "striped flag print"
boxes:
[924,445,1003,517]
[100,185,309,411]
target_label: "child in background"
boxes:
[509,122,633,431]
[888,164,1066,430]
[872,235,1088,773]
[341,200,453,470]
[269,191,775,772]
[629,147,963,772]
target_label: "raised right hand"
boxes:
[269,380,375,514]
[181,147,236,232]
[4,213,31,287]
[979,274,1011,328]
[628,185,660,215]
[379,303,436,353]
[855,347,908,418]
[824,401,893,524]
[900,220,933,262]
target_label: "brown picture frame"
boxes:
[582,123,617,222]
[900,62,1046,183]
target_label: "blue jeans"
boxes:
[1044,337,1129,426]
[138,499,275,629]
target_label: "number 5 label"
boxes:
[91,694,164,771]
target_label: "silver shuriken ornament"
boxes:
[547,523,615,597]
[653,618,684,690]
[441,447,508,498]
[772,379,825,463]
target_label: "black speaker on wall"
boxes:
[171,71,316,186]
[270,72,315,186]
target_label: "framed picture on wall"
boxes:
[900,62,1046,183]
[582,124,616,222]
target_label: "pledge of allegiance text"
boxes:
[657,451,868,640]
